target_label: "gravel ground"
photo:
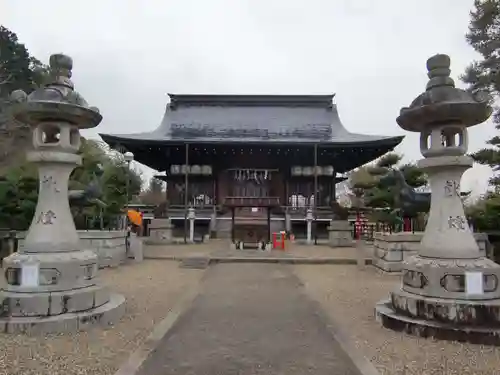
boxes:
[295,265,500,375]
[0,260,204,375]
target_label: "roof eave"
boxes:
[99,133,404,148]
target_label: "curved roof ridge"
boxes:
[168,93,336,108]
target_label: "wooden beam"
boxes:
[184,143,189,244]
[313,144,318,244]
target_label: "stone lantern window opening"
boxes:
[35,123,61,145]
[69,127,81,149]
[420,124,467,157]
[440,126,465,148]
[420,130,432,154]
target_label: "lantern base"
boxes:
[0,292,125,335]
[0,250,126,334]
[400,255,500,300]
[375,297,500,346]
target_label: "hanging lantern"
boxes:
[303,166,313,176]
[171,165,180,174]
[291,166,302,176]
[324,166,334,176]
[314,166,322,175]
[191,165,201,174]
[201,165,212,175]
[180,164,188,174]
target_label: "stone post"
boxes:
[209,211,217,235]
[1,54,125,334]
[285,212,291,232]
[305,208,313,244]
[188,207,195,243]
[356,239,366,270]
[375,54,500,343]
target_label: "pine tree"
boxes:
[462,1,500,176]
[0,26,48,172]
[349,153,427,210]
[0,26,46,99]
[461,1,500,235]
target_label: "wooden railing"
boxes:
[223,196,281,207]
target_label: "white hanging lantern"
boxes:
[314,166,322,175]
[201,165,212,175]
[302,167,313,176]
[180,164,188,174]
[191,165,201,174]
[170,165,180,174]
[324,166,334,176]
[291,166,302,176]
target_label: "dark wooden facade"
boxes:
[100,94,403,242]
[161,170,341,211]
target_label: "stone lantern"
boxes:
[1,54,125,334]
[305,208,314,244]
[187,207,196,242]
[375,54,500,343]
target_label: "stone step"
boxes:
[179,257,211,269]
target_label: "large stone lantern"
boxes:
[0,54,125,334]
[375,54,500,344]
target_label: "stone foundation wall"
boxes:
[10,230,127,269]
[147,218,174,244]
[373,231,489,272]
[328,220,354,247]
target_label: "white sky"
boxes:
[2,0,496,196]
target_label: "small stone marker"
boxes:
[21,263,39,287]
[465,272,483,295]
[356,241,366,269]
[129,233,144,262]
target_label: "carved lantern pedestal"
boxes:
[375,54,500,345]
[0,54,125,334]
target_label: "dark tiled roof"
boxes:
[100,94,403,146]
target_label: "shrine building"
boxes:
[100,94,403,244]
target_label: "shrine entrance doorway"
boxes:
[224,168,281,249]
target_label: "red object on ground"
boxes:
[355,217,363,240]
[403,217,411,232]
[272,232,286,250]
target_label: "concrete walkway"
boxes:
[136,264,362,375]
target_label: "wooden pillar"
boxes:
[165,178,169,203]
[213,171,217,206]
[284,170,288,207]
[184,143,189,244]
[331,175,337,203]
[313,144,318,244]
[267,206,272,243]
[231,207,235,243]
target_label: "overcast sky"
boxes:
[2,0,496,196]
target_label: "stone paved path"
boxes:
[136,264,362,375]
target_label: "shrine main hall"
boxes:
[100,94,403,243]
